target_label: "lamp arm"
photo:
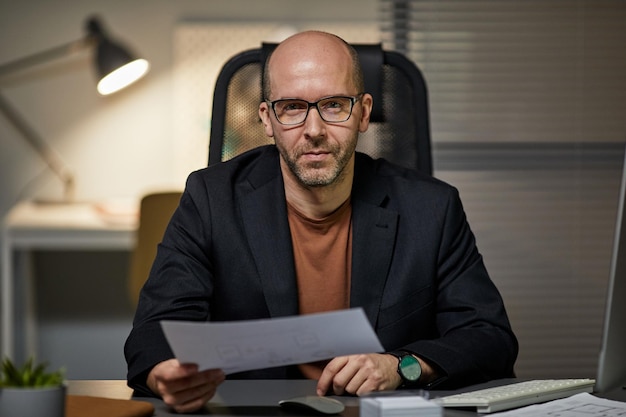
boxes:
[0,92,75,202]
[0,18,146,203]
[0,38,93,202]
[0,38,91,79]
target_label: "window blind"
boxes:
[380,0,626,378]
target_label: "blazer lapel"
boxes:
[236,148,399,326]
[350,155,399,328]
[238,148,299,318]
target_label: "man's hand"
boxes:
[147,359,225,414]
[316,353,402,396]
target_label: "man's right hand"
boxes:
[147,359,225,414]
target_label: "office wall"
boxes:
[0,0,378,379]
[0,0,378,211]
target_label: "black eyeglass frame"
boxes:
[266,93,365,126]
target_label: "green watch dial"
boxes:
[399,354,422,382]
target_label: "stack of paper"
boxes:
[360,396,442,417]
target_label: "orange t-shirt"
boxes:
[287,198,353,379]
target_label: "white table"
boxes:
[1,201,137,360]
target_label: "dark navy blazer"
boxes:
[125,145,517,396]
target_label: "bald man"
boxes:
[125,31,517,414]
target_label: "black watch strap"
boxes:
[388,350,422,387]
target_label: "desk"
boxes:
[1,201,137,360]
[67,380,361,417]
[66,379,626,417]
[67,379,134,400]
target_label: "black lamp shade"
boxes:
[95,38,136,80]
[87,17,149,95]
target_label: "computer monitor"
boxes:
[595,151,626,393]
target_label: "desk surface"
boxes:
[67,380,134,400]
[66,379,626,417]
[3,201,137,249]
[68,380,362,417]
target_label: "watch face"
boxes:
[399,355,422,381]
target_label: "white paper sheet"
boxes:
[490,393,626,416]
[160,308,384,374]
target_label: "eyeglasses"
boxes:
[266,94,364,125]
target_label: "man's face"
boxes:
[259,36,372,189]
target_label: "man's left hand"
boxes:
[316,353,402,396]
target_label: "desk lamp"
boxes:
[0,16,149,203]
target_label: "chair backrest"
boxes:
[208,43,432,175]
[128,191,183,305]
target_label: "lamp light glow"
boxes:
[97,58,149,95]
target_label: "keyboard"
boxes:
[435,378,596,413]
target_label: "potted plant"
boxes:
[0,357,66,417]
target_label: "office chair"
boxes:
[128,191,183,305]
[208,43,432,175]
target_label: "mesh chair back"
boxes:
[209,44,432,175]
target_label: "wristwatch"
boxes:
[388,350,422,387]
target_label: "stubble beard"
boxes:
[278,135,358,188]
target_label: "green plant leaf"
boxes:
[1,357,64,388]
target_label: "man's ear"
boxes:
[358,93,373,133]
[259,102,274,137]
